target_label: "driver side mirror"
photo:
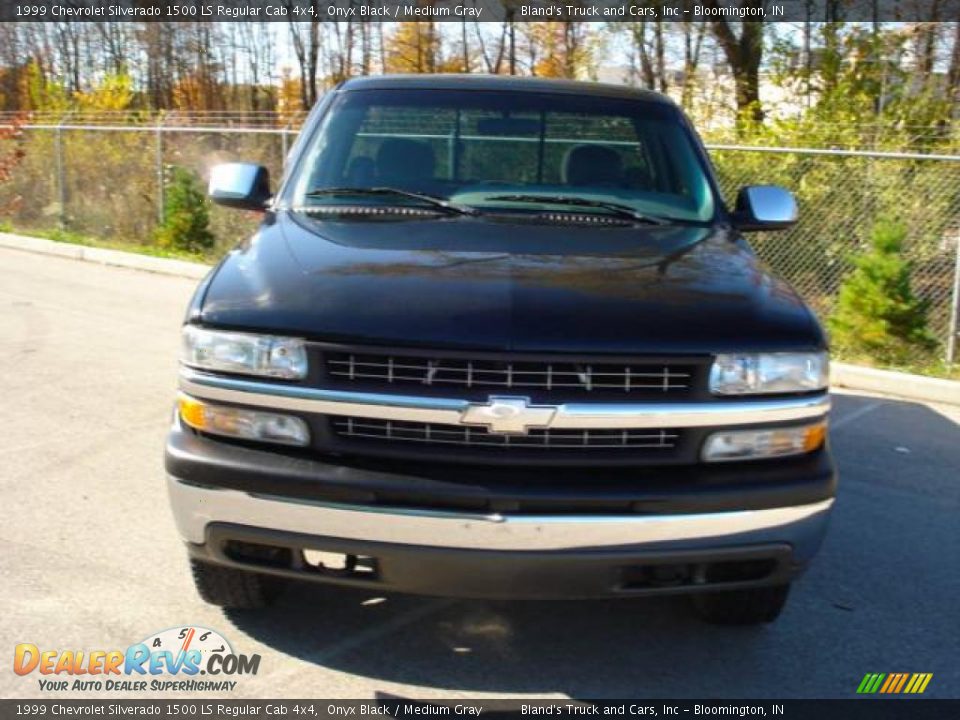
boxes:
[732,185,797,232]
[208,163,271,211]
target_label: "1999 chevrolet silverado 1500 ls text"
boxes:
[165,75,835,625]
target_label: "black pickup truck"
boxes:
[165,75,835,625]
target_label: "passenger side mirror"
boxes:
[732,185,797,232]
[208,163,271,211]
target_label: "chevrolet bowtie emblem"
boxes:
[460,396,556,435]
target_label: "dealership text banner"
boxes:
[3,702,960,720]
[5,0,958,23]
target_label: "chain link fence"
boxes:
[709,146,960,368]
[2,120,959,370]
[0,121,293,258]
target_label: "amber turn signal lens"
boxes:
[177,393,310,447]
[802,422,827,452]
[178,395,208,430]
[703,420,827,463]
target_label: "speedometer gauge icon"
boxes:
[139,626,233,667]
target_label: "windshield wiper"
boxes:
[486,194,669,225]
[302,187,478,216]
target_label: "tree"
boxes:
[277,67,303,127]
[138,22,177,110]
[384,21,440,73]
[474,13,515,74]
[154,167,214,255]
[624,17,667,92]
[0,25,30,111]
[946,21,960,106]
[680,18,708,109]
[829,219,938,365]
[286,5,322,109]
[74,72,134,112]
[528,22,592,79]
[22,59,69,112]
[706,4,766,126]
[236,23,276,112]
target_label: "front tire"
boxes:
[190,559,283,609]
[691,584,791,625]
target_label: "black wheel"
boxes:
[190,559,283,609]
[691,584,791,625]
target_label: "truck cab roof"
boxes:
[337,73,677,105]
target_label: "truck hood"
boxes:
[197,210,824,354]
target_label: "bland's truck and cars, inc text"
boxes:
[166,74,835,626]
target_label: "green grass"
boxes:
[0,221,213,264]
[832,352,960,381]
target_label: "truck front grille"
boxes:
[332,417,679,451]
[325,352,693,394]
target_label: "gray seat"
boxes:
[562,145,623,187]
[376,139,435,184]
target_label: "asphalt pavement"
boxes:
[1,247,957,700]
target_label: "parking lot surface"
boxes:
[1,247,957,699]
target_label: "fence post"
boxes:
[55,121,66,228]
[281,124,290,167]
[948,233,960,365]
[155,117,165,226]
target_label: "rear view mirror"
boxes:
[208,163,271,211]
[733,185,797,231]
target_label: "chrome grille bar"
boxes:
[325,374,686,389]
[333,418,680,450]
[179,367,832,430]
[326,354,693,393]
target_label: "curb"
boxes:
[831,362,960,407]
[0,231,211,279]
[3,230,959,406]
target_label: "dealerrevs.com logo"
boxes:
[13,626,261,692]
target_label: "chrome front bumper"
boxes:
[168,476,834,559]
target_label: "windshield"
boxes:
[290,88,717,223]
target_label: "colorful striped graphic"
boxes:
[857,673,933,694]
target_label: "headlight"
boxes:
[709,352,828,395]
[702,421,826,463]
[179,394,310,446]
[182,325,307,379]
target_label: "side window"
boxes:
[637,121,712,209]
[642,124,696,197]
